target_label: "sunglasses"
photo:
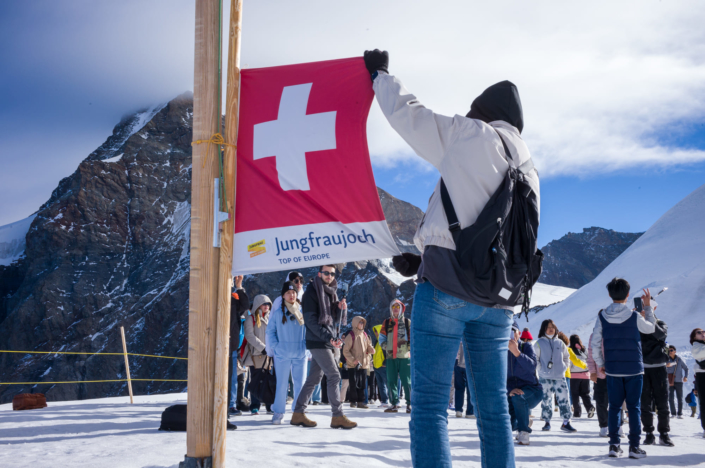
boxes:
[292,278,303,284]
[321,271,336,277]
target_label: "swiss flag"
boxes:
[232,57,399,275]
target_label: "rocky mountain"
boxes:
[0,93,424,404]
[538,227,644,289]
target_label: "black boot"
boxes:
[659,433,674,447]
[643,433,656,445]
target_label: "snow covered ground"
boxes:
[1,392,703,467]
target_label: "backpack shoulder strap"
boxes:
[440,179,460,233]
[494,128,535,175]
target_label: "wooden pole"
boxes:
[212,1,243,466]
[120,326,134,405]
[187,0,222,461]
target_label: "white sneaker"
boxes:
[600,427,609,438]
[456,411,463,418]
[271,412,284,425]
[378,403,390,408]
[516,431,530,445]
[677,415,683,419]
[465,414,476,419]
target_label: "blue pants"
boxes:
[409,281,515,468]
[271,356,307,415]
[375,366,389,403]
[453,364,473,415]
[229,352,238,408]
[607,374,643,447]
[508,385,542,433]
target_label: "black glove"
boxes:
[363,49,389,78]
[392,252,421,277]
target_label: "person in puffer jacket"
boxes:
[507,321,542,446]
[568,334,593,419]
[379,299,411,414]
[591,278,656,458]
[690,327,705,433]
[266,282,308,425]
[343,316,376,408]
[534,320,574,433]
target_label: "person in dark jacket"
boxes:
[507,321,542,446]
[228,275,250,415]
[291,264,357,429]
[666,345,689,418]
[640,306,674,447]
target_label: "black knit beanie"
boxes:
[281,281,297,297]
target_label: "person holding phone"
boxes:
[507,321,542,446]
[591,278,656,459]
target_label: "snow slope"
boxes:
[529,283,576,309]
[0,214,37,266]
[0,393,702,468]
[529,183,705,375]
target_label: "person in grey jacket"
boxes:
[666,345,689,418]
[534,319,575,432]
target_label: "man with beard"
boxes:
[291,264,357,429]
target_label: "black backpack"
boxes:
[440,129,542,319]
[158,404,237,431]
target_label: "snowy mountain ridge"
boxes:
[0,214,36,266]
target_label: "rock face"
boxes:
[538,227,644,289]
[0,94,425,403]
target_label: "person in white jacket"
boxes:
[364,49,539,468]
[591,278,656,459]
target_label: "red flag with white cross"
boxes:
[232,57,399,275]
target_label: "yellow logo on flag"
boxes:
[247,239,266,258]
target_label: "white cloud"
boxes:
[228,0,705,177]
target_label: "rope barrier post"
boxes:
[120,327,134,404]
[211,1,243,467]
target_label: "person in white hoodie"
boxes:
[364,48,539,468]
[591,278,656,459]
[690,327,705,435]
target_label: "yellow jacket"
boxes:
[565,348,587,378]
[373,325,385,369]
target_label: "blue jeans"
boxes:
[607,375,643,447]
[508,385,542,433]
[453,364,473,415]
[409,281,515,468]
[272,356,307,415]
[229,352,238,408]
[375,366,389,403]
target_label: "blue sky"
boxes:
[1,1,704,248]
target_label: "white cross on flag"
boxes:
[233,57,400,275]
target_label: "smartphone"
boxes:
[634,296,643,312]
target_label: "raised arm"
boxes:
[373,73,465,169]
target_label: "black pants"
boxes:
[570,378,594,417]
[697,373,705,431]
[641,366,670,435]
[368,369,377,400]
[594,378,609,428]
[348,368,368,403]
[321,375,328,403]
[669,382,684,416]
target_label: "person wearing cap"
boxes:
[507,321,542,446]
[243,294,273,415]
[379,299,412,413]
[266,281,309,425]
